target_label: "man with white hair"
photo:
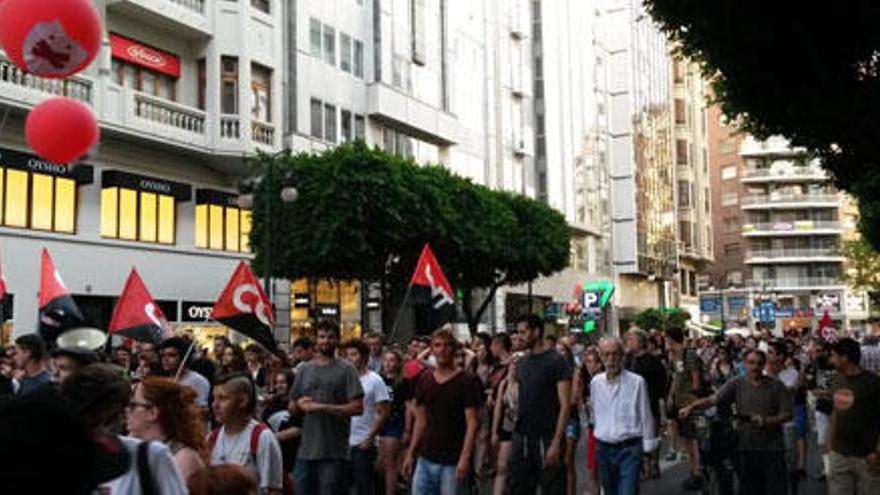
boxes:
[591,336,658,495]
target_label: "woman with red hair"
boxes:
[127,376,208,482]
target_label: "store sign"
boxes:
[109,33,181,78]
[728,296,748,311]
[700,297,721,313]
[102,170,192,201]
[293,293,311,308]
[196,189,241,208]
[181,301,216,322]
[813,294,841,313]
[0,146,94,183]
[314,304,339,318]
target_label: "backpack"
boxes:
[209,423,293,495]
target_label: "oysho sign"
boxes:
[126,45,166,68]
[139,179,173,194]
[27,158,68,175]
[181,301,215,322]
[109,33,181,78]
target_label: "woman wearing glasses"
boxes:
[127,376,209,482]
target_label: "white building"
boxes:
[0,0,286,345]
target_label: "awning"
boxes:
[110,33,181,78]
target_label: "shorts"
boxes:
[566,416,582,440]
[675,408,698,440]
[794,405,808,439]
[586,427,597,472]
[378,419,404,439]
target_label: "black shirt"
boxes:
[625,352,667,419]
[414,370,483,465]
[515,349,572,437]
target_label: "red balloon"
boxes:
[26,97,99,164]
[0,0,101,78]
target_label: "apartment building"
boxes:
[0,0,285,344]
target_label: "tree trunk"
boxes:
[461,284,501,337]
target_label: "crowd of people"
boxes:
[0,315,879,495]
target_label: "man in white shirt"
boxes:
[210,373,284,494]
[343,339,390,495]
[160,337,211,409]
[591,336,658,495]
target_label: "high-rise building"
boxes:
[671,56,713,320]
[0,0,286,343]
[606,0,677,329]
[739,136,848,335]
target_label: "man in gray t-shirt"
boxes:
[289,321,364,494]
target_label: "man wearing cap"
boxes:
[13,333,51,396]
[160,336,211,410]
[51,346,98,385]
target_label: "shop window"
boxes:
[221,56,239,114]
[0,169,78,233]
[194,190,251,253]
[251,64,272,122]
[101,187,177,244]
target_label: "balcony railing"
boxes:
[742,221,841,234]
[746,248,844,260]
[171,0,205,14]
[134,92,205,134]
[252,121,275,146]
[0,55,92,103]
[748,277,845,289]
[742,167,826,180]
[741,193,838,206]
[220,115,241,139]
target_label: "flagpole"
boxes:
[387,284,415,344]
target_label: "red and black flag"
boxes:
[212,262,276,352]
[38,248,84,344]
[108,269,171,343]
[409,244,455,333]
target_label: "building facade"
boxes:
[0,0,286,345]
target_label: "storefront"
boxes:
[290,279,362,341]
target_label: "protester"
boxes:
[188,464,259,495]
[289,319,365,494]
[666,326,703,490]
[50,346,98,385]
[826,338,880,494]
[491,348,519,495]
[580,346,605,495]
[508,314,573,495]
[245,344,269,390]
[261,369,302,480]
[61,363,188,494]
[591,336,658,495]
[13,334,51,396]
[680,349,792,494]
[160,337,212,410]
[860,331,880,375]
[214,336,231,362]
[343,338,390,495]
[113,345,135,375]
[556,341,583,495]
[624,328,667,480]
[290,337,315,370]
[222,345,249,375]
[365,332,385,373]
[127,376,209,482]
[403,328,483,495]
[209,373,284,495]
[767,340,800,487]
[378,349,413,495]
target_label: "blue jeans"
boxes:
[293,459,344,495]
[412,457,462,495]
[508,432,566,495]
[596,439,642,495]
[347,446,377,495]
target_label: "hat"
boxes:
[0,392,130,494]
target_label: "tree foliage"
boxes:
[843,238,880,294]
[644,1,880,248]
[249,141,571,335]
[633,307,691,333]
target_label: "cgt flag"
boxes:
[409,244,455,333]
[38,248,84,345]
[109,269,171,343]
[212,262,276,352]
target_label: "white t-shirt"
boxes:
[349,370,390,447]
[210,419,284,491]
[179,370,211,407]
[101,436,187,495]
[777,367,799,390]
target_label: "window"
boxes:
[323,24,336,65]
[324,103,337,142]
[194,193,251,253]
[340,109,352,143]
[101,188,176,244]
[353,40,364,78]
[309,19,322,57]
[411,0,426,65]
[721,191,738,206]
[673,59,686,83]
[0,169,77,233]
[251,64,272,122]
[251,0,269,14]
[354,114,366,139]
[221,56,238,114]
[724,243,741,258]
[197,58,206,110]
[340,33,352,73]
[310,98,323,139]
[383,129,414,159]
[674,99,686,125]
[721,166,737,180]
[112,59,176,101]
[678,180,691,207]
[676,139,688,165]
[723,216,740,233]
[719,136,738,155]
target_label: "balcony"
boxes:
[251,121,276,148]
[101,85,209,150]
[741,221,842,237]
[367,83,463,145]
[741,193,839,210]
[748,277,846,291]
[745,248,845,264]
[741,167,827,183]
[0,55,93,108]
[106,0,211,38]
[740,136,804,158]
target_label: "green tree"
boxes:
[249,141,570,336]
[644,1,880,248]
[843,238,880,294]
[633,307,691,333]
